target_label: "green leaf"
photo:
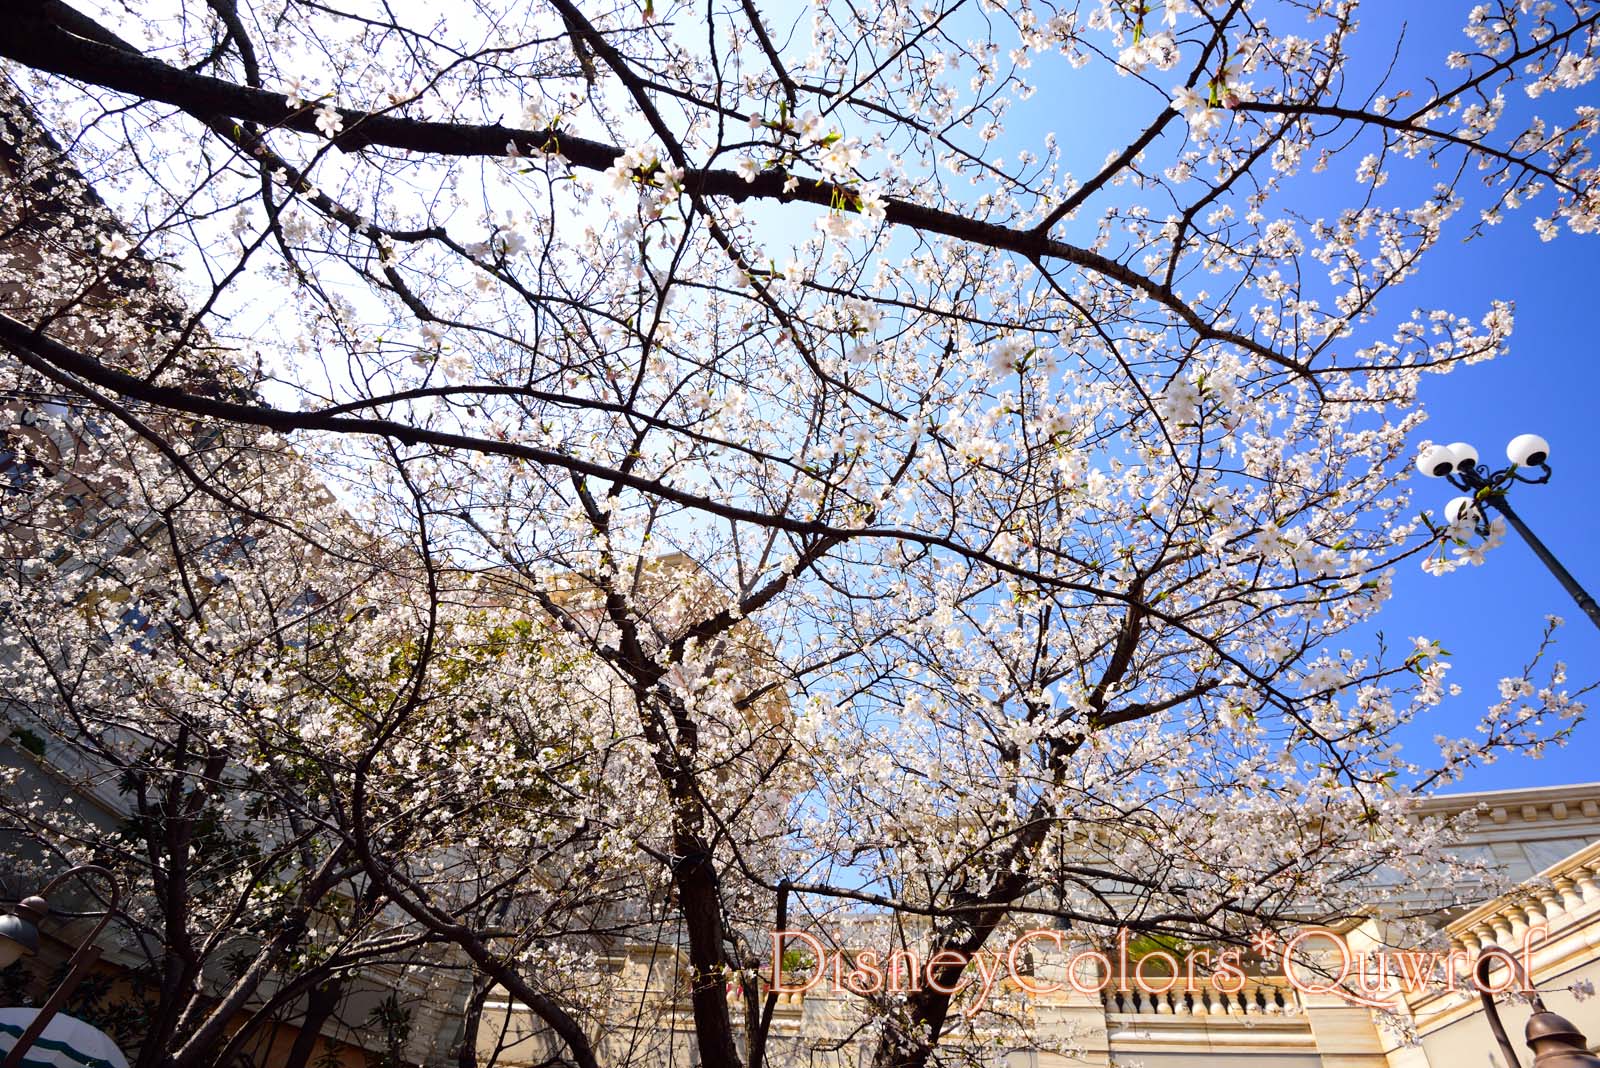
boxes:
[10,727,45,757]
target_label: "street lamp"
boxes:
[0,864,120,1068]
[1474,950,1600,1067]
[1418,433,1600,634]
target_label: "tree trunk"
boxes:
[281,978,344,1068]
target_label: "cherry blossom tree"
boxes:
[1,1,1598,1067]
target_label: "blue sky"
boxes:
[1295,3,1600,793]
[662,0,1600,794]
[1373,188,1600,792]
[953,0,1600,792]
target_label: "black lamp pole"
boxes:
[1466,482,1600,633]
[1420,435,1600,635]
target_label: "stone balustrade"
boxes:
[1102,977,1301,1017]
[1443,838,1600,956]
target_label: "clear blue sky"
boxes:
[986,2,1600,791]
[1374,197,1600,791]
[1303,4,1600,792]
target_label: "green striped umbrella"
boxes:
[0,1011,128,1068]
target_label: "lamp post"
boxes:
[0,864,120,1068]
[1474,950,1600,1068]
[1418,433,1600,634]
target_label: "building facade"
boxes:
[477,782,1600,1068]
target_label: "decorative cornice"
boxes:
[1412,782,1600,822]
